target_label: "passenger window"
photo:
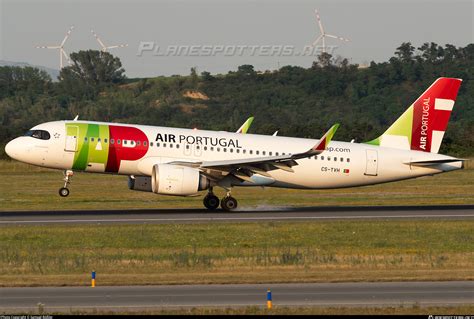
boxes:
[143,141,147,146]
[340,157,343,162]
[137,141,141,146]
[230,148,233,153]
[97,138,101,142]
[262,151,266,155]
[321,156,324,160]
[243,150,246,154]
[347,158,350,162]
[110,139,114,144]
[315,156,318,160]
[217,148,220,152]
[327,157,331,161]
[123,140,127,145]
[104,138,108,143]
[156,143,160,147]
[249,150,253,155]
[196,145,200,150]
[163,143,166,147]
[236,149,240,153]
[276,152,279,156]
[223,148,227,152]
[204,146,207,151]
[210,147,214,151]
[84,137,88,142]
[186,145,190,149]
[170,144,173,148]
[176,144,180,149]
[117,139,121,144]
[256,151,260,155]
[91,137,95,142]
[269,152,272,156]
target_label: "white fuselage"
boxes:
[5,120,463,191]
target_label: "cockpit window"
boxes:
[24,130,50,140]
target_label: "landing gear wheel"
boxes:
[59,187,70,197]
[59,170,73,197]
[221,196,238,211]
[203,194,220,210]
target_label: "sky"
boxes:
[1,0,473,78]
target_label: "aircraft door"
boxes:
[365,149,378,176]
[65,126,78,152]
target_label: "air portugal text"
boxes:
[156,133,243,148]
[419,97,430,150]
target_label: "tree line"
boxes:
[0,42,473,158]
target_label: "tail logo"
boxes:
[366,78,462,154]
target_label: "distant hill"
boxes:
[0,60,59,81]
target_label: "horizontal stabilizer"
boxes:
[403,158,467,167]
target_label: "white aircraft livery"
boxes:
[5,77,465,211]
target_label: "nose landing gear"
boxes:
[59,170,73,197]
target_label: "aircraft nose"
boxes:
[5,138,20,160]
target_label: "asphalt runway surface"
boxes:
[0,282,472,312]
[0,205,473,225]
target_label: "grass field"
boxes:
[0,160,473,291]
[0,160,473,211]
[0,220,472,287]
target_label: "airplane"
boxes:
[4,78,465,211]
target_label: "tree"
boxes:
[58,50,125,99]
[189,67,198,88]
[237,64,256,76]
[59,50,125,86]
[418,42,444,63]
[0,66,51,100]
[312,52,333,68]
[200,71,214,81]
[394,42,415,62]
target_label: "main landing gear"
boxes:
[59,170,73,197]
[203,188,238,211]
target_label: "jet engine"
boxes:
[151,164,210,196]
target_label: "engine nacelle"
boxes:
[151,164,210,196]
[128,176,152,192]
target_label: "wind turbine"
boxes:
[311,9,349,53]
[91,29,128,52]
[36,26,74,69]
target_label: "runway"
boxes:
[0,281,472,312]
[0,205,473,225]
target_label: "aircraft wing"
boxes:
[169,124,339,182]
